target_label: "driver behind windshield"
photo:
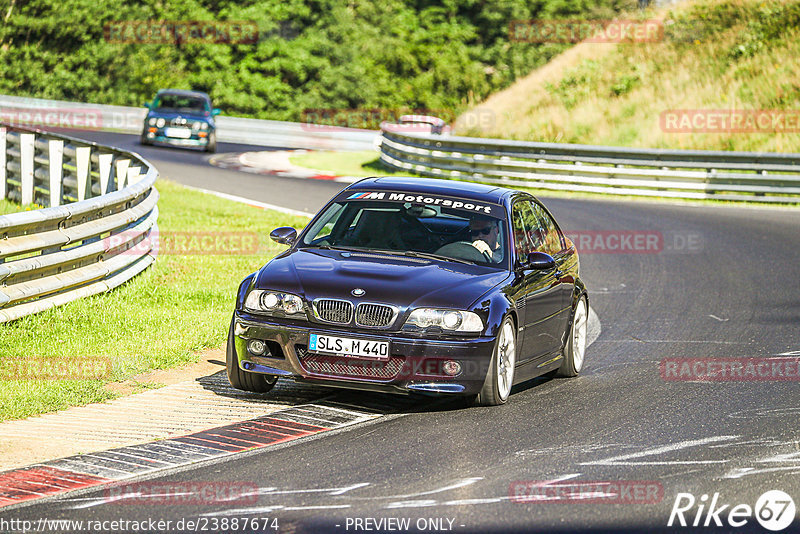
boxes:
[469,216,501,261]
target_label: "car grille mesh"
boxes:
[296,346,404,380]
[355,303,394,327]
[315,299,353,324]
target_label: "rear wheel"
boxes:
[556,296,588,377]
[476,316,517,406]
[226,317,277,393]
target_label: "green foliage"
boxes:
[610,71,640,97]
[0,0,635,121]
[545,59,601,109]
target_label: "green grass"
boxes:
[0,179,309,421]
[289,150,407,178]
[0,200,44,216]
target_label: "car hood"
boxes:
[254,248,510,310]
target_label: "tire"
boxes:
[205,132,217,153]
[476,315,517,406]
[226,317,278,393]
[140,131,151,146]
[556,295,588,377]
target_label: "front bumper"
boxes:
[149,135,209,147]
[232,311,495,396]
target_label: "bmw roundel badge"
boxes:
[351,288,366,297]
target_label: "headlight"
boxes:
[192,122,201,130]
[405,308,483,333]
[245,290,305,316]
[148,118,156,126]
[156,117,166,128]
[200,122,209,130]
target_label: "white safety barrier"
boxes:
[0,124,158,323]
[380,129,800,203]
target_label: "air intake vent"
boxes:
[296,346,404,380]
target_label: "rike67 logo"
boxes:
[668,490,796,531]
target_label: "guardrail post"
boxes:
[115,158,131,191]
[20,133,35,205]
[49,139,64,207]
[98,153,113,195]
[127,166,141,185]
[75,146,91,201]
[0,127,6,201]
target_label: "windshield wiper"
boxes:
[361,248,475,265]
[310,244,362,252]
[312,246,476,265]
[403,251,476,265]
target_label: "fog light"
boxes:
[247,339,267,356]
[442,360,462,376]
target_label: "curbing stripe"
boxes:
[0,467,109,507]
[0,402,379,510]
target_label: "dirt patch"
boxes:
[105,347,226,396]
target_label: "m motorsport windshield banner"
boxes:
[338,190,505,218]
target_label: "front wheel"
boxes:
[205,132,217,153]
[476,316,517,406]
[556,296,588,377]
[226,317,278,393]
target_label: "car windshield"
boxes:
[153,94,209,113]
[300,199,509,268]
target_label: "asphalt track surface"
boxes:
[6,132,800,533]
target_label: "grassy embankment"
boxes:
[460,0,800,152]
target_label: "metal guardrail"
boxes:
[380,130,800,203]
[0,124,158,323]
[0,94,378,152]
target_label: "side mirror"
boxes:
[525,251,556,270]
[143,102,151,109]
[270,226,297,246]
[211,108,221,116]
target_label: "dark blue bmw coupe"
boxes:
[140,89,219,152]
[227,177,588,405]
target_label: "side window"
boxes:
[530,202,564,255]
[511,202,535,263]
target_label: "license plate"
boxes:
[308,333,390,360]
[164,127,191,139]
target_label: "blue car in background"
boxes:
[141,89,219,152]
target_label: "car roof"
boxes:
[156,89,211,100]
[347,177,520,204]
